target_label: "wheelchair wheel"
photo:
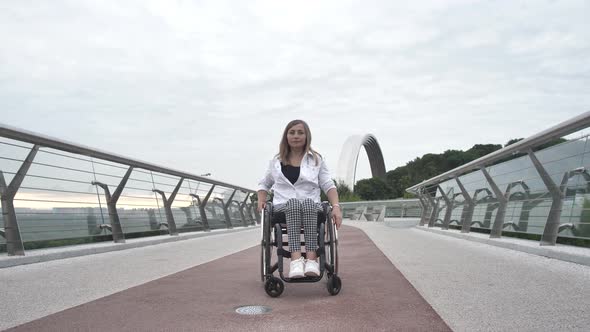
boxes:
[327,275,342,295]
[264,277,284,297]
[260,205,272,282]
[325,210,339,275]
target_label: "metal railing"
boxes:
[0,123,257,256]
[406,111,590,246]
[340,199,422,221]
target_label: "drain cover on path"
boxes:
[235,305,272,315]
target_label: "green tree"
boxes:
[320,179,361,202]
[354,177,393,201]
[505,138,524,147]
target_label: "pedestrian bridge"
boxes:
[1,113,590,331]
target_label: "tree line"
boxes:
[345,138,566,201]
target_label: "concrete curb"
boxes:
[415,226,590,267]
[0,226,258,269]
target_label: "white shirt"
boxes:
[257,152,336,206]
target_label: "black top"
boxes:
[281,163,300,185]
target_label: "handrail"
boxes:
[0,123,255,193]
[338,198,419,205]
[406,111,590,193]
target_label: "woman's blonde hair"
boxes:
[278,119,320,166]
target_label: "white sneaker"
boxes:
[288,257,305,278]
[304,259,320,277]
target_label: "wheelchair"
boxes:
[260,201,341,297]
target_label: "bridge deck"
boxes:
[4,225,449,331]
[2,220,589,331]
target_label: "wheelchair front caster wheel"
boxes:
[327,275,342,296]
[264,277,284,297]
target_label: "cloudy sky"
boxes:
[1,0,589,190]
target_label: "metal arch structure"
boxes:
[336,134,386,191]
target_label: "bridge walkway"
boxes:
[2,220,589,331]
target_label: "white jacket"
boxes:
[257,152,336,206]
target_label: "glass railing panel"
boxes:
[117,169,166,235]
[7,147,107,247]
[149,171,189,233]
[170,180,204,233]
[536,138,585,186]
[0,139,34,187]
[534,138,588,239]
[208,204,228,229]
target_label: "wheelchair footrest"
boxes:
[277,248,324,258]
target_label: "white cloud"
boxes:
[1,0,589,190]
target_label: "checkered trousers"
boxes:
[275,198,322,253]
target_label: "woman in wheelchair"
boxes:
[257,119,342,280]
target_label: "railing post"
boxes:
[231,200,246,227]
[213,197,230,228]
[437,186,453,230]
[0,145,39,256]
[417,190,430,226]
[225,190,237,228]
[152,177,184,236]
[481,167,508,238]
[455,177,474,233]
[423,191,439,228]
[190,196,209,232]
[527,149,564,246]
[214,189,236,229]
[431,198,441,227]
[91,166,133,243]
[239,193,250,226]
[191,185,215,232]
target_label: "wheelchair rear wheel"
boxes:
[325,211,339,274]
[325,208,341,295]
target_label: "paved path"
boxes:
[3,220,589,331]
[1,228,261,331]
[353,221,590,332]
[5,225,450,331]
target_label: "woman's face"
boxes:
[287,123,306,150]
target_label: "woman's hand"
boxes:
[332,205,342,229]
[257,200,266,212]
[257,190,267,212]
